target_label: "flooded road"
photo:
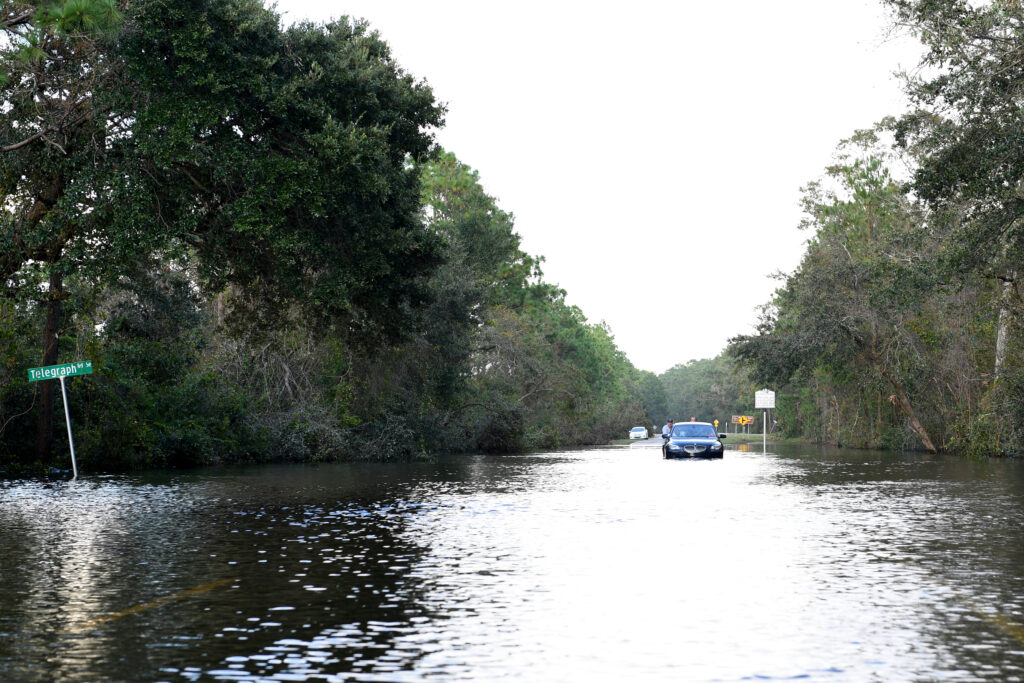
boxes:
[3,442,1024,681]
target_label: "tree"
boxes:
[887,0,1024,375]
[407,151,644,451]
[421,151,535,306]
[885,0,1024,451]
[117,1,445,342]
[730,131,941,451]
[660,356,752,428]
[1,0,127,463]
[637,370,667,426]
[1,0,445,467]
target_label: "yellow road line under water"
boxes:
[951,590,1024,645]
[966,601,1024,644]
[69,577,236,633]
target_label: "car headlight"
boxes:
[711,441,722,450]
[667,443,682,451]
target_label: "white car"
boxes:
[629,426,649,439]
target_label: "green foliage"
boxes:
[80,365,254,470]
[43,0,120,35]
[0,4,650,470]
[1,0,451,467]
[659,355,755,428]
[334,150,648,456]
[636,371,667,427]
[75,268,257,469]
[115,1,445,344]
[881,0,1024,454]
[0,300,43,469]
[1,0,132,297]
[886,0,1024,277]
[729,132,949,450]
[421,151,535,304]
[491,293,644,448]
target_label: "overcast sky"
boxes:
[274,0,922,374]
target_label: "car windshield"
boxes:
[672,424,717,438]
[631,428,644,432]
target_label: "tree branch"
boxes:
[1,125,54,153]
[1,99,100,153]
[1,9,35,30]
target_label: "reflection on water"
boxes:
[3,446,1024,681]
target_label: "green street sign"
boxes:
[27,360,93,382]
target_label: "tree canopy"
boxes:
[1,0,452,467]
[0,14,654,471]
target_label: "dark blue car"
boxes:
[662,421,726,459]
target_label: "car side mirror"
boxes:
[719,433,727,439]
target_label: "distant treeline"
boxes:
[1,0,659,472]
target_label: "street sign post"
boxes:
[27,361,92,478]
[754,389,776,453]
[732,415,755,434]
[27,361,93,382]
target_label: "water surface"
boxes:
[2,443,1024,681]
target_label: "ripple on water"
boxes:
[3,452,1024,681]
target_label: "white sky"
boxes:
[273,0,922,374]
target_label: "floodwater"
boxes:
[3,441,1024,682]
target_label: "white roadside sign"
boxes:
[755,389,776,409]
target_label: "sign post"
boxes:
[58,376,77,479]
[754,389,776,453]
[28,361,92,479]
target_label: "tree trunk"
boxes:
[882,369,937,453]
[34,269,63,467]
[995,276,1015,380]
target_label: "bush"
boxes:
[474,407,525,454]
[77,367,257,470]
